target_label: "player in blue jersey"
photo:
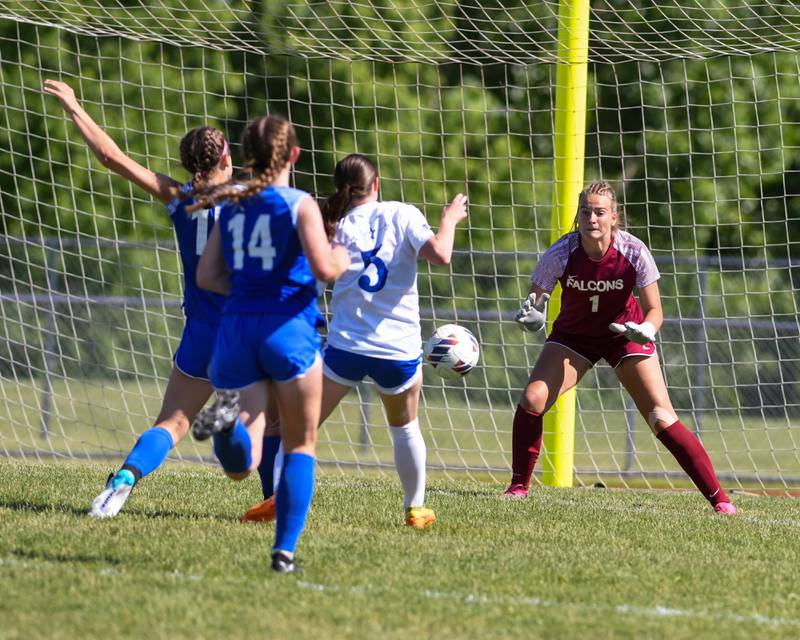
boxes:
[190,114,350,573]
[44,80,235,517]
[240,153,468,529]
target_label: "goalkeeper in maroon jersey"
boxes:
[506,180,735,514]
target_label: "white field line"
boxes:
[0,556,203,582]
[2,555,796,629]
[296,580,800,629]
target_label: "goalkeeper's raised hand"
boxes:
[609,320,656,345]
[515,292,550,332]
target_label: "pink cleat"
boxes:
[714,501,737,515]
[501,483,528,499]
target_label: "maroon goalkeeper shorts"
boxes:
[545,328,656,368]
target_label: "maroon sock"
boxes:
[510,405,543,489]
[656,420,729,505]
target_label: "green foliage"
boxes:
[1,3,799,420]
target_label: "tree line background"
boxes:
[0,0,798,418]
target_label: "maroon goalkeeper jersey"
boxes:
[530,230,660,339]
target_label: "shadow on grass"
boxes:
[0,498,240,523]
[121,507,242,523]
[10,547,125,566]
[0,499,89,518]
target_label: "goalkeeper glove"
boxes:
[609,320,656,345]
[515,292,549,332]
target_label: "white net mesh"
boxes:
[0,1,798,493]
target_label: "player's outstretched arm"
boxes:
[609,281,663,344]
[297,195,350,281]
[44,79,179,204]
[419,193,468,265]
[515,285,550,332]
[197,224,230,295]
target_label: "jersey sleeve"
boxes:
[166,198,181,217]
[166,182,192,218]
[403,205,434,253]
[631,239,660,288]
[275,187,311,226]
[530,234,573,292]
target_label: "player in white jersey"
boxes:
[241,153,468,528]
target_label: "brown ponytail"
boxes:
[187,115,297,213]
[322,153,377,239]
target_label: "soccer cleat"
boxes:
[88,469,135,519]
[241,496,276,523]
[405,506,436,529]
[501,483,528,498]
[714,501,737,515]
[271,550,296,574]
[191,390,240,441]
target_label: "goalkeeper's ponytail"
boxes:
[322,153,377,240]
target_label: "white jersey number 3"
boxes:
[228,213,277,270]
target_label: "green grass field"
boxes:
[1,459,799,640]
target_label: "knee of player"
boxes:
[646,406,677,433]
[519,384,549,415]
[154,417,190,441]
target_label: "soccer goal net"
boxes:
[1,1,798,494]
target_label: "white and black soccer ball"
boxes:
[423,324,480,379]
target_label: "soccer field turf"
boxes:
[0,460,798,640]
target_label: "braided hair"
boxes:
[322,153,378,240]
[187,115,296,213]
[573,180,625,230]
[179,126,227,190]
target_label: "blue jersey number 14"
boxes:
[228,213,277,270]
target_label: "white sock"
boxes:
[390,418,427,509]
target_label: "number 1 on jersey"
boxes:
[191,209,210,256]
[589,294,599,313]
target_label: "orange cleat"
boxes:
[405,506,436,529]
[241,495,276,523]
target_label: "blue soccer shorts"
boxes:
[173,316,219,381]
[322,345,422,395]
[209,308,321,390]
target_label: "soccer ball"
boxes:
[423,324,480,379]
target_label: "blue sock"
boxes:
[212,418,252,473]
[122,427,173,480]
[257,435,282,499]
[274,452,316,554]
